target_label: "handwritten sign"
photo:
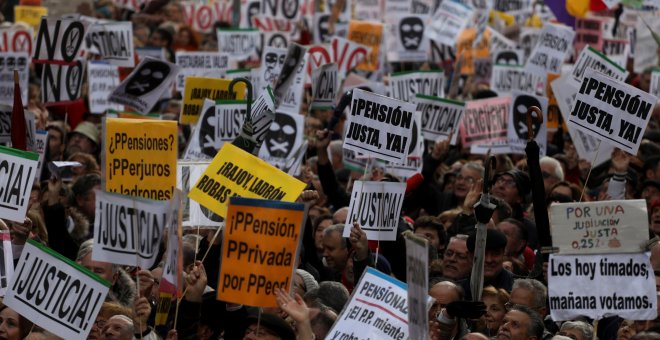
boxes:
[550,200,649,254]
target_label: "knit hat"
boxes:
[295,269,319,293]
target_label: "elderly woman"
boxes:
[476,285,510,337]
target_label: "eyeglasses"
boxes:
[444,249,469,261]
[94,319,107,329]
[542,171,555,179]
[495,177,517,189]
[456,175,476,184]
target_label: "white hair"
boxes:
[540,156,564,180]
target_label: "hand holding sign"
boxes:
[184,261,207,303]
[611,148,630,173]
[349,222,369,261]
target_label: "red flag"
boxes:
[10,70,26,151]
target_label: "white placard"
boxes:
[389,70,445,103]
[416,94,464,141]
[571,46,629,90]
[0,146,38,223]
[87,63,122,114]
[92,190,170,268]
[175,52,229,91]
[507,91,548,155]
[0,52,28,106]
[406,236,429,340]
[425,0,473,47]
[217,28,260,61]
[5,240,110,339]
[526,23,575,75]
[490,64,547,96]
[85,21,134,67]
[311,62,337,109]
[344,181,406,241]
[343,89,416,164]
[568,70,656,155]
[548,252,657,321]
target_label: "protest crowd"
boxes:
[4,0,660,339]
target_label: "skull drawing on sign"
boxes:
[17,57,27,71]
[399,16,424,51]
[6,57,15,71]
[125,60,171,96]
[266,112,297,158]
[247,0,260,27]
[513,94,542,140]
[495,51,519,65]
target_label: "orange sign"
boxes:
[217,197,304,307]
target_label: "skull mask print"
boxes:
[265,112,297,158]
[513,94,542,140]
[399,16,424,51]
[495,51,519,65]
[125,60,171,96]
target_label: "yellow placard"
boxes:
[181,77,246,125]
[456,28,491,75]
[347,20,383,72]
[14,6,47,30]
[188,143,306,218]
[104,118,177,200]
[217,197,304,307]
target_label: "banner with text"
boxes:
[217,197,304,307]
[4,240,110,339]
[188,143,306,218]
[460,96,510,147]
[86,21,134,67]
[525,22,575,75]
[181,77,245,125]
[175,52,229,91]
[103,118,177,200]
[389,70,445,103]
[416,94,464,142]
[344,181,406,241]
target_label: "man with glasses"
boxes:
[540,157,564,195]
[491,170,539,249]
[497,305,545,340]
[443,235,473,282]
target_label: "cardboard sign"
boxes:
[344,181,406,241]
[389,70,445,103]
[177,161,223,228]
[386,0,412,13]
[568,70,656,155]
[344,89,416,164]
[257,46,288,97]
[416,94,464,141]
[425,0,473,47]
[181,1,232,34]
[406,236,429,340]
[184,100,245,160]
[634,15,660,73]
[0,146,38,223]
[109,57,179,114]
[188,143,306,218]
[550,200,649,254]
[258,111,304,169]
[311,62,337,109]
[387,14,430,62]
[273,44,308,115]
[217,28,260,61]
[87,63,122,114]
[307,38,370,84]
[103,118,178,200]
[571,46,629,90]
[175,52,229,91]
[33,17,87,64]
[347,20,383,72]
[490,64,547,96]
[548,252,657,321]
[460,96,510,147]
[456,27,490,75]
[507,91,548,155]
[41,60,85,105]
[181,77,245,125]
[0,231,13,296]
[217,197,303,307]
[85,21,134,67]
[0,52,28,106]
[5,240,110,339]
[14,6,47,30]
[0,26,33,56]
[526,23,575,74]
[651,68,660,99]
[328,267,413,339]
[92,190,169,268]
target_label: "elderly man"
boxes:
[460,229,515,300]
[497,305,545,340]
[510,279,548,318]
[443,235,473,282]
[540,157,564,195]
[320,223,372,286]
